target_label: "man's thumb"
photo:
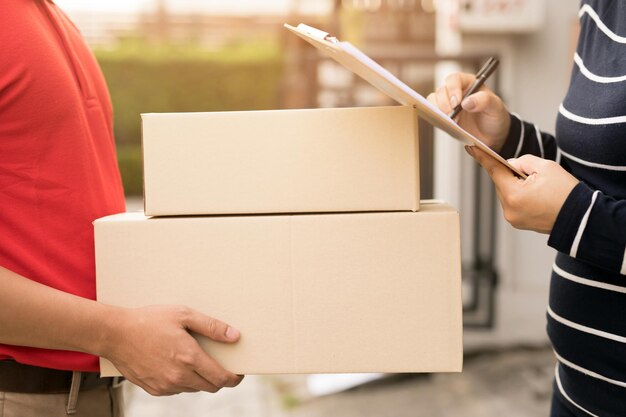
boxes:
[183,310,240,343]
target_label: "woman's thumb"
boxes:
[461,91,497,114]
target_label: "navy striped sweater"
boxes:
[499,1,626,415]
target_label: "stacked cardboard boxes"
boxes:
[95,105,463,376]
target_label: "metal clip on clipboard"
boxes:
[284,23,527,180]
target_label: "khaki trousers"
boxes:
[0,383,124,417]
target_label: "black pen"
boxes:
[449,57,500,119]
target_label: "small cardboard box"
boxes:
[142,105,420,216]
[95,202,462,376]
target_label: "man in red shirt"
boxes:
[0,1,242,414]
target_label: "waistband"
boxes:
[0,360,117,394]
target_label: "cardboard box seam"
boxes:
[288,216,298,372]
[140,113,147,215]
[412,106,420,212]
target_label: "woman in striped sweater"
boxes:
[430,1,626,415]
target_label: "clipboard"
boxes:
[284,23,527,179]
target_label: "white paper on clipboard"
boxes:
[284,23,526,179]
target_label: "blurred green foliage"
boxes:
[116,145,144,197]
[95,39,284,195]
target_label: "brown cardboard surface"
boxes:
[95,202,462,376]
[142,105,420,216]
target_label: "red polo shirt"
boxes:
[0,0,126,371]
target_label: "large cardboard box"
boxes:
[142,105,420,216]
[95,202,462,376]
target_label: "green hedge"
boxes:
[96,41,284,195]
[115,145,144,197]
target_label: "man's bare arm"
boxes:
[0,265,243,395]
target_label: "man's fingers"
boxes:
[182,309,240,343]
[176,308,243,390]
[162,371,220,395]
[186,373,221,393]
[194,353,244,389]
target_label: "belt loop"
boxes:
[66,371,82,415]
[112,377,124,388]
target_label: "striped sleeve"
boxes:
[499,113,559,161]
[548,182,626,275]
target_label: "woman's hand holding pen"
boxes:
[427,72,511,152]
